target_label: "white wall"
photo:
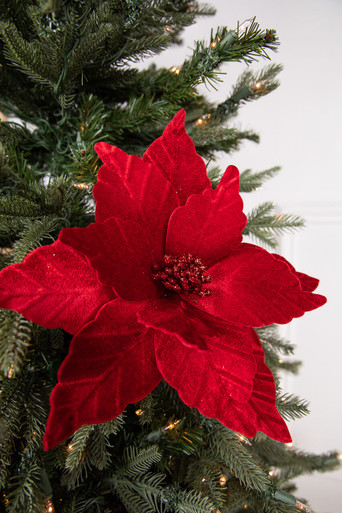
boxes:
[148,1,342,511]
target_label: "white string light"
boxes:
[169,65,181,75]
[236,18,254,37]
[194,113,211,127]
[45,498,55,513]
[73,182,90,189]
[7,364,14,378]
[164,419,181,431]
[236,433,252,445]
[296,500,312,512]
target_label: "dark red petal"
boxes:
[143,110,211,205]
[245,335,291,442]
[186,243,327,327]
[141,301,256,403]
[43,299,162,450]
[0,240,114,334]
[94,144,178,262]
[166,165,247,267]
[272,253,319,292]
[155,330,290,442]
[138,297,206,350]
[60,218,159,301]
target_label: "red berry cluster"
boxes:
[152,254,211,297]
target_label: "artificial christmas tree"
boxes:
[0,2,340,513]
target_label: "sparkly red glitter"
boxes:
[152,254,211,297]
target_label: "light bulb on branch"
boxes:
[169,65,181,75]
[194,113,211,127]
[218,17,255,49]
[66,443,74,453]
[7,364,14,378]
[237,18,254,37]
[73,182,90,189]
[219,474,227,486]
[45,498,55,513]
[296,501,312,512]
[251,79,268,94]
[236,433,252,445]
[164,419,181,431]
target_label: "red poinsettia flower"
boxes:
[0,111,326,451]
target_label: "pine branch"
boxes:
[6,461,46,513]
[63,415,125,489]
[111,471,166,513]
[88,428,112,471]
[262,344,301,376]
[186,459,226,508]
[0,21,58,88]
[276,394,310,422]
[0,310,32,378]
[117,34,172,63]
[0,375,24,488]
[239,167,281,193]
[175,489,216,513]
[11,217,57,263]
[205,421,270,493]
[176,20,279,92]
[192,125,259,158]
[257,326,296,356]
[22,373,49,457]
[97,414,125,436]
[244,202,305,248]
[217,64,283,121]
[255,438,341,480]
[123,445,162,478]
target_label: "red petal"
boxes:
[0,240,114,334]
[155,329,290,442]
[244,335,291,442]
[272,253,319,292]
[186,243,326,327]
[94,143,178,262]
[138,297,207,350]
[143,110,211,205]
[166,165,247,267]
[60,218,159,301]
[43,299,161,450]
[142,301,256,403]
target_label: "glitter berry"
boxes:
[152,254,211,297]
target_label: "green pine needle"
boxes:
[244,202,305,248]
[239,167,281,193]
[0,310,32,378]
[277,394,310,421]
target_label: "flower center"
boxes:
[152,254,211,297]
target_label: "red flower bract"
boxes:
[0,110,326,450]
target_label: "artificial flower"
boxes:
[0,110,326,450]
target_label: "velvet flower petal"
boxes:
[185,243,326,327]
[139,300,256,402]
[142,110,212,204]
[272,253,320,292]
[166,165,247,267]
[93,144,179,262]
[60,218,160,300]
[138,297,255,380]
[154,329,290,442]
[0,240,114,334]
[43,299,162,450]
